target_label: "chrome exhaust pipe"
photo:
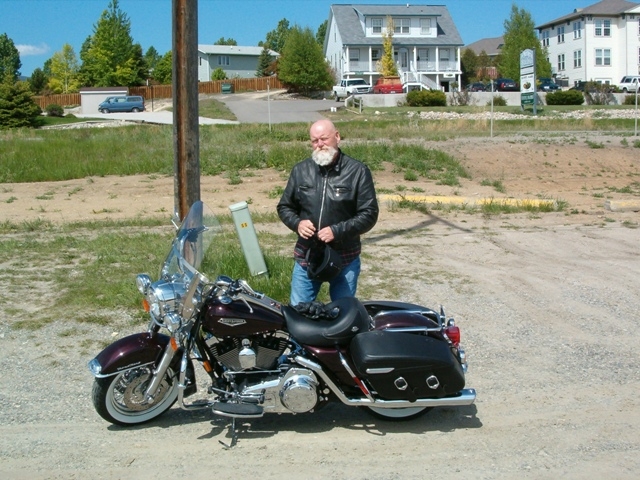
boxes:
[295,356,476,409]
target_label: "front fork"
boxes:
[144,340,178,403]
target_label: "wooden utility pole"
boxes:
[172,0,200,221]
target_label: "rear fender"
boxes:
[362,301,441,330]
[90,332,170,378]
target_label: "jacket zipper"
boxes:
[318,168,328,230]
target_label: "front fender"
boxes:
[88,332,170,378]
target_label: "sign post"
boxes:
[520,48,536,115]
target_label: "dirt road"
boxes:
[1,133,639,479]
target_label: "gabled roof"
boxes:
[198,45,279,56]
[464,36,504,57]
[536,0,639,30]
[329,4,463,47]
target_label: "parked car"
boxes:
[538,78,560,92]
[98,95,145,113]
[466,82,486,92]
[333,78,372,100]
[494,78,518,91]
[373,77,404,94]
[616,75,640,93]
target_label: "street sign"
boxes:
[521,92,535,105]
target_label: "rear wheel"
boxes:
[92,366,178,426]
[132,107,141,112]
[363,406,432,421]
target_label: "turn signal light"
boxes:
[444,325,460,346]
[142,299,150,312]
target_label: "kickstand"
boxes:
[219,417,238,449]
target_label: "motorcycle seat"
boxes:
[282,297,371,347]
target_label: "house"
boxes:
[535,0,640,88]
[324,4,463,91]
[197,45,279,82]
[464,36,504,60]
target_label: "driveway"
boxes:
[215,90,332,124]
[74,110,238,125]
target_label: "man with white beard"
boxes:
[277,119,379,305]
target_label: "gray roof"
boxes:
[464,36,504,56]
[329,4,463,47]
[536,0,639,29]
[198,45,279,57]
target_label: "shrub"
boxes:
[486,95,506,106]
[211,68,227,81]
[406,89,447,107]
[545,90,584,105]
[623,94,639,105]
[45,104,64,117]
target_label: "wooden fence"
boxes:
[33,76,284,109]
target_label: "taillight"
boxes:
[444,325,460,346]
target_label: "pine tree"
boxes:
[255,46,274,77]
[0,80,42,129]
[0,33,21,82]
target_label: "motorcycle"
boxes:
[88,201,475,445]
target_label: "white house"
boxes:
[197,45,279,82]
[536,0,640,88]
[324,4,463,91]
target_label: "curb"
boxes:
[379,194,555,208]
[605,200,640,212]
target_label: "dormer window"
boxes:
[393,18,410,34]
[372,18,382,34]
[420,18,431,35]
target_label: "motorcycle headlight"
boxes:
[136,274,152,294]
[145,280,188,328]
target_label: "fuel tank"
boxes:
[203,296,285,336]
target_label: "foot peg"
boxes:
[212,402,264,418]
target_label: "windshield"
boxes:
[160,201,222,280]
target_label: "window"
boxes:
[595,19,611,36]
[393,18,410,34]
[218,55,229,66]
[557,26,565,43]
[595,48,611,66]
[573,21,582,39]
[558,54,565,71]
[372,18,382,34]
[541,30,550,47]
[349,49,360,63]
[371,48,381,61]
[439,49,450,61]
[418,48,428,62]
[638,47,640,65]
[574,50,582,68]
[420,18,431,35]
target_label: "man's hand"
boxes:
[297,219,316,239]
[317,226,335,243]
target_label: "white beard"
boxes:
[312,146,338,166]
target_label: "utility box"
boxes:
[229,201,268,277]
[221,83,234,94]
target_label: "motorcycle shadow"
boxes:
[107,402,481,440]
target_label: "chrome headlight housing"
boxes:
[145,279,188,331]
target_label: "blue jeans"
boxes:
[289,257,361,305]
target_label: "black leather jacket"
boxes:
[277,150,379,251]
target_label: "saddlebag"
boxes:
[350,331,465,400]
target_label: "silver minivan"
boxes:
[98,95,145,113]
[617,76,639,93]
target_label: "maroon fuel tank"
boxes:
[203,296,285,336]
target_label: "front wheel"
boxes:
[92,366,179,426]
[363,406,432,421]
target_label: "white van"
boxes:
[617,76,639,93]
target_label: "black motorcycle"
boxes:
[88,201,475,444]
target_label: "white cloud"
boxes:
[16,43,50,57]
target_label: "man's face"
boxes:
[310,123,340,166]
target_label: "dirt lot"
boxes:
[1,132,639,479]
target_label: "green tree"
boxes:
[144,46,161,75]
[29,68,49,94]
[78,0,147,86]
[0,79,42,129]
[0,33,21,82]
[153,50,172,84]
[460,48,478,85]
[477,50,493,81]
[214,37,237,46]
[277,26,333,95]
[259,18,291,53]
[48,43,80,93]
[255,45,275,77]
[498,4,551,80]
[316,20,328,46]
[378,16,398,77]
[211,67,227,80]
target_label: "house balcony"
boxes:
[345,59,460,76]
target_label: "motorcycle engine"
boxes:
[205,334,289,372]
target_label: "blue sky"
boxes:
[2,0,584,77]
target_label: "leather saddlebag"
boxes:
[350,331,465,400]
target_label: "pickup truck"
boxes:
[333,78,372,101]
